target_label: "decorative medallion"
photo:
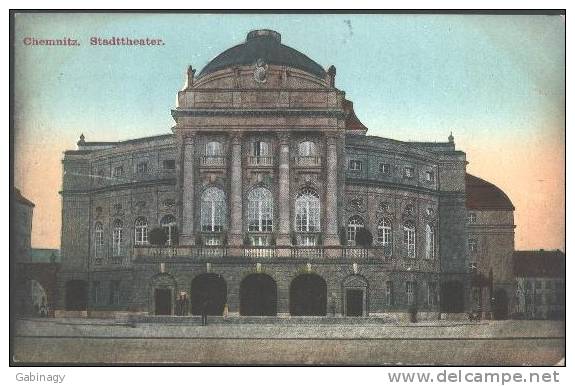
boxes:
[346,197,366,213]
[112,203,123,216]
[253,58,268,84]
[163,199,176,208]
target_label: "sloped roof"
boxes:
[466,174,514,210]
[343,99,368,133]
[13,188,35,207]
[513,250,565,278]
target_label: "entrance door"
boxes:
[493,289,509,320]
[289,274,327,316]
[346,289,364,316]
[155,288,172,315]
[240,274,277,316]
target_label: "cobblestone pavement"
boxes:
[12,318,565,365]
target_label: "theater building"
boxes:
[56,29,516,319]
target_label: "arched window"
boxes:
[425,224,435,259]
[295,188,320,233]
[347,216,365,246]
[160,215,177,246]
[248,187,273,232]
[298,141,316,157]
[134,217,148,245]
[377,218,392,256]
[112,220,123,256]
[201,187,226,232]
[403,221,416,258]
[205,141,222,157]
[94,222,104,258]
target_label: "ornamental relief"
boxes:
[345,197,366,213]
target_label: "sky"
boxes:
[13,13,565,251]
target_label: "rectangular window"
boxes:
[468,238,478,253]
[425,171,435,182]
[163,159,176,170]
[113,226,123,257]
[349,160,362,171]
[406,281,416,305]
[136,161,148,174]
[404,167,414,178]
[467,212,477,223]
[535,280,542,289]
[250,235,269,246]
[112,165,124,177]
[427,281,438,306]
[204,236,222,246]
[379,163,390,174]
[109,280,121,306]
[385,281,394,306]
[92,281,103,305]
[297,234,317,246]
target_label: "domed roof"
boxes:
[466,174,515,210]
[198,29,327,79]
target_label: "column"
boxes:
[180,134,196,245]
[228,133,243,246]
[277,133,291,246]
[324,133,340,245]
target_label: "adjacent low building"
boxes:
[513,250,565,320]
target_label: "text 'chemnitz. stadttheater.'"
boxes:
[58,30,516,319]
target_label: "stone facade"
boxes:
[55,29,518,319]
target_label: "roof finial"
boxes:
[79,133,85,143]
[185,65,195,90]
[448,131,454,143]
[326,65,336,87]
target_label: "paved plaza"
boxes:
[11,318,565,365]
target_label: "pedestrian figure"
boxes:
[201,299,209,326]
[182,293,190,316]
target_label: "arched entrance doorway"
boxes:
[290,274,327,316]
[493,289,509,320]
[65,280,88,311]
[190,273,227,315]
[440,281,464,313]
[150,273,176,315]
[240,274,277,316]
[342,275,368,317]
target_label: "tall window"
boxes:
[134,217,148,245]
[160,215,177,246]
[94,222,104,258]
[205,141,222,157]
[295,188,320,233]
[468,238,478,253]
[425,224,435,259]
[112,220,123,256]
[253,141,270,156]
[377,218,392,256]
[248,187,273,232]
[406,281,416,305]
[467,212,477,223]
[347,216,364,245]
[427,281,438,306]
[136,161,148,174]
[201,187,226,232]
[109,280,121,306]
[403,221,416,258]
[91,281,103,305]
[298,141,316,156]
[385,281,394,306]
